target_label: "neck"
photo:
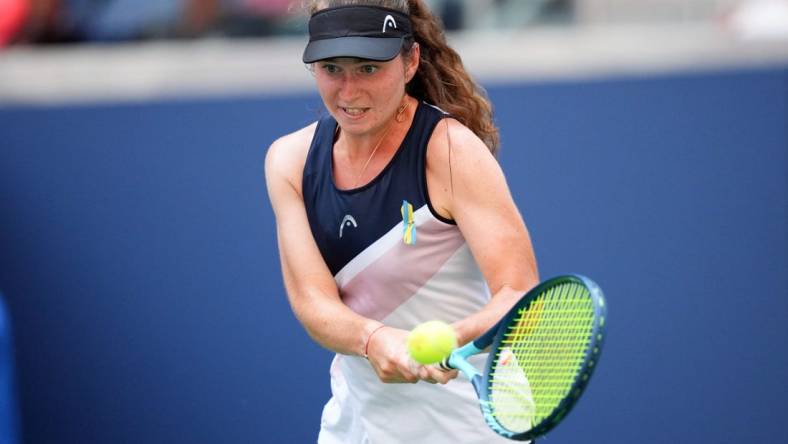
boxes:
[338,96,414,159]
[332,96,414,189]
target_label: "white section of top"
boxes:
[334,203,433,288]
[1,23,787,105]
[380,243,491,329]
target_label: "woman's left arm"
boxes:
[427,119,540,345]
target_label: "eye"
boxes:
[359,64,379,75]
[320,63,341,74]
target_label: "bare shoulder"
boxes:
[265,122,318,194]
[426,118,502,190]
[425,118,503,220]
[426,118,497,169]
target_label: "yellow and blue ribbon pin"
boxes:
[401,200,416,245]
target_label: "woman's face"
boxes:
[313,53,416,137]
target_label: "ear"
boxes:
[404,42,420,83]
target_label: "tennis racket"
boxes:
[439,274,607,441]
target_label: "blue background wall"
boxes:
[1,65,786,443]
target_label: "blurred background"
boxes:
[2,0,788,45]
[1,0,787,443]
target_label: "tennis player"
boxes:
[265,1,538,442]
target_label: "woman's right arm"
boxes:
[264,127,382,357]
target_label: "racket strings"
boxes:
[488,282,595,432]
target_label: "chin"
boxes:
[335,116,374,134]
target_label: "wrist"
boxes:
[362,322,386,359]
[450,321,469,346]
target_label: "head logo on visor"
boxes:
[303,6,413,63]
[383,15,397,32]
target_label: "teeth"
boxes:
[343,107,366,116]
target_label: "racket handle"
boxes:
[437,357,452,371]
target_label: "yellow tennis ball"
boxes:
[407,320,457,365]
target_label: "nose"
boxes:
[337,72,360,102]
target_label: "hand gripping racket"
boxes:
[439,274,607,441]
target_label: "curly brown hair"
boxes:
[304,0,500,154]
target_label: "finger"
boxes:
[371,359,415,384]
[426,366,449,384]
[395,359,420,383]
[427,366,459,384]
[410,359,440,383]
[415,365,438,384]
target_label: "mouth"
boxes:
[339,106,370,119]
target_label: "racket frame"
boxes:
[444,274,607,440]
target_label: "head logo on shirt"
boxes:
[339,214,358,238]
[401,200,416,245]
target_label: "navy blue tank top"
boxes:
[302,101,451,276]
